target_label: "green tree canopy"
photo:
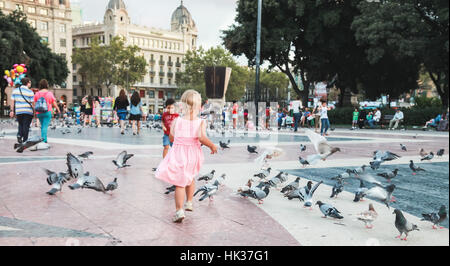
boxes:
[72,36,147,95]
[0,10,68,114]
[176,46,249,101]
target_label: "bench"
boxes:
[381,114,405,129]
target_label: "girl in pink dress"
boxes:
[155,90,218,223]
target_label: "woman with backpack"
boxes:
[34,79,60,143]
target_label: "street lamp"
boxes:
[255,0,262,130]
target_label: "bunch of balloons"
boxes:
[3,64,28,87]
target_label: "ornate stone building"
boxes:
[1,0,74,105]
[72,0,198,113]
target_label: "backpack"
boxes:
[35,92,48,113]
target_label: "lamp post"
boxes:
[255,0,262,130]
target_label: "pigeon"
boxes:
[316,201,343,219]
[304,129,341,163]
[237,179,253,198]
[356,204,378,229]
[254,147,284,165]
[419,148,428,157]
[353,179,368,202]
[366,184,396,209]
[247,145,258,154]
[409,160,425,175]
[249,185,270,204]
[69,175,107,193]
[331,171,351,180]
[50,125,57,130]
[198,170,216,182]
[46,172,71,195]
[15,136,43,153]
[421,205,447,229]
[393,209,419,241]
[66,153,84,179]
[421,152,434,161]
[44,169,62,185]
[112,151,134,169]
[330,178,344,198]
[266,172,288,188]
[303,181,323,208]
[194,180,220,201]
[77,128,82,134]
[284,181,312,201]
[369,160,382,170]
[253,168,271,180]
[106,178,118,192]
[436,149,445,157]
[377,169,399,182]
[280,177,301,194]
[400,144,407,151]
[373,150,401,162]
[165,185,176,195]
[219,140,230,149]
[349,165,367,176]
[214,174,226,186]
[298,157,310,167]
[300,144,306,152]
[78,151,93,159]
[0,131,5,138]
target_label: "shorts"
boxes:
[129,114,141,121]
[117,109,128,121]
[232,114,238,119]
[163,134,173,147]
[85,108,93,116]
[352,120,358,123]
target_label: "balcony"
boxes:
[149,59,156,65]
[159,71,165,76]
[176,62,181,68]
[167,72,174,78]
[167,61,173,67]
[149,71,156,76]
[159,60,165,66]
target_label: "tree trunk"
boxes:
[428,70,449,110]
[337,87,346,108]
[277,65,309,105]
[0,85,6,118]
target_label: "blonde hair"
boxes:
[180,89,202,115]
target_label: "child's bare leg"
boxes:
[185,180,195,203]
[175,186,185,211]
[163,145,169,158]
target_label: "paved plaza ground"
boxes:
[0,122,448,246]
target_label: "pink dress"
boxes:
[155,117,205,187]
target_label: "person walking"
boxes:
[290,96,303,132]
[33,79,60,143]
[113,89,130,135]
[9,77,34,143]
[155,90,218,223]
[312,103,321,133]
[319,101,332,136]
[232,101,238,129]
[161,98,179,158]
[129,91,144,135]
[352,108,359,130]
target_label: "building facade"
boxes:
[72,0,198,114]
[1,0,73,105]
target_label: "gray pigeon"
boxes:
[113,151,134,169]
[409,160,425,175]
[353,179,368,202]
[298,157,310,167]
[15,136,43,153]
[393,209,419,241]
[66,153,84,179]
[267,172,288,188]
[284,181,312,201]
[249,185,270,204]
[247,145,258,154]
[316,201,343,219]
[421,205,447,229]
[165,185,176,195]
[303,181,323,208]
[78,151,93,159]
[106,178,118,192]
[369,160,382,170]
[400,144,407,151]
[46,172,71,195]
[350,165,367,176]
[253,168,271,180]
[219,140,230,149]
[330,178,344,198]
[280,177,301,194]
[436,149,445,157]
[421,152,434,161]
[377,169,399,182]
[198,170,216,182]
[366,184,396,209]
[300,144,306,152]
[69,175,107,193]
[373,150,401,162]
[194,180,220,201]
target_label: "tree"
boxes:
[246,70,290,102]
[72,36,147,96]
[176,46,249,101]
[352,0,449,108]
[0,10,68,115]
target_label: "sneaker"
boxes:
[185,201,194,212]
[172,209,185,223]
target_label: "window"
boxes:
[59,0,65,5]
[148,90,155,98]
[140,90,145,98]
[160,78,163,84]
[39,0,45,4]
[158,91,164,99]
[41,37,48,43]
[160,66,163,72]
[73,64,77,71]
[40,9,48,15]
[16,4,24,11]
[73,39,76,47]
[60,39,66,47]
[60,24,66,33]
[98,88,102,97]
[0,2,4,8]
[28,7,36,13]
[73,75,77,82]
[29,20,36,28]
[168,79,172,85]
[58,11,65,18]
[40,21,48,30]
[150,77,154,84]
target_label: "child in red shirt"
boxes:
[162,99,179,158]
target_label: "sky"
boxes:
[71,0,249,65]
